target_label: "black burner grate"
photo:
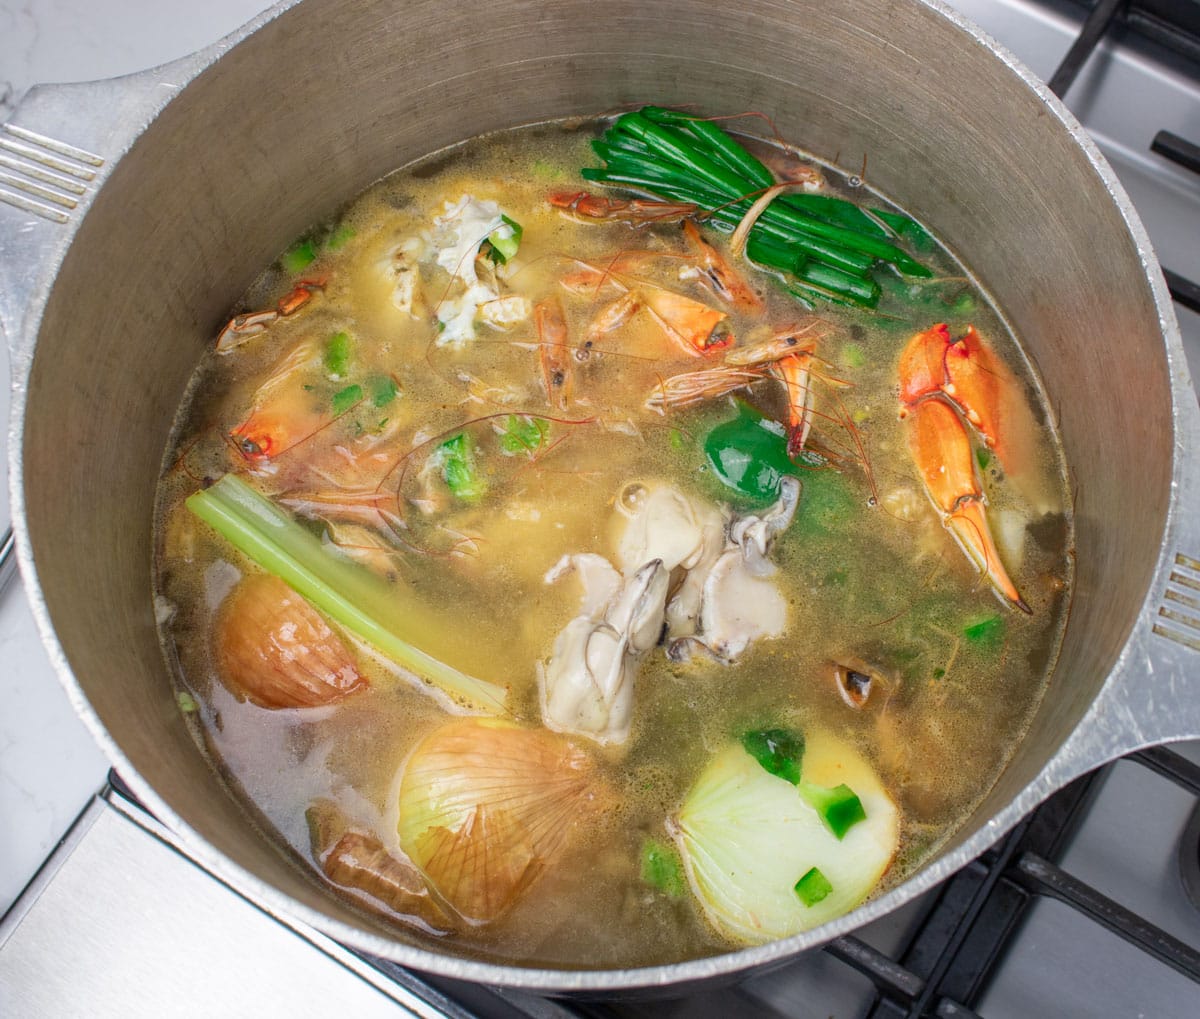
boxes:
[1054,0,1200,313]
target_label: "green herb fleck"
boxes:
[281,238,318,274]
[437,432,487,502]
[485,215,523,264]
[842,342,866,368]
[640,838,686,899]
[963,614,1005,649]
[368,374,399,408]
[932,667,946,680]
[741,728,805,785]
[669,427,685,450]
[176,691,199,714]
[331,384,363,416]
[798,782,867,839]
[975,447,992,471]
[794,866,833,906]
[324,331,352,378]
[327,223,356,250]
[499,415,548,455]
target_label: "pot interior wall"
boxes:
[20,0,1171,975]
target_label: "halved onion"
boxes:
[396,718,611,924]
[215,573,367,709]
[673,732,898,944]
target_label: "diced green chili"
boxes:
[331,384,362,416]
[282,238,318,274]
[368,374,399,408]
[486,215,523,264]
[640,837,687,898]
[794,866,833,906]
[841,342,866,368]
[741,728,805,785]
[324,331,352,378]
[798,782,867,839]
[327,223,356,250]
[499,414,548,455]
[963,614,1005,649]
[437,432,487,502]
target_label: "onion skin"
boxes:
[397,718,612,924]
[307,801,454,935]
[215,573,367,709]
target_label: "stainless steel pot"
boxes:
[2,0,1198,994]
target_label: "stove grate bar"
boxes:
[860,765,1107,1018]
[1151,130,1200,175]
[1048,0,1128,97]
[1009,850,1200,983]
[826,935,927,1000]
[1130,745,1200,796]
[1164,267,1200,314]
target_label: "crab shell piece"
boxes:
[899,324,1029,613]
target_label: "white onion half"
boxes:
[673,732,899,944]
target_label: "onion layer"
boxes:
[215,574,367,709]
[673,731,898,944]
[397,718,611,923]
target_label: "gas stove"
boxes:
[1,1,1198,1015]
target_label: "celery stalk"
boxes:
[187,475,508,715]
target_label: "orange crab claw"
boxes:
[639,286,731,356]
[900,323,1009,467]
[900,326,1029,613]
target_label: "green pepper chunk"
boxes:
[499,414,548,455]
[327,223,356,250]
[704,402,797,501]
[368,374,399,408]
[798,781,867,840]
[282,238,318,274]
[486,215,523,264]
[794,866,833,906]
[640,837,687,898]
[964,614,1005,649]
[324,331,352,378]
[437,432,487,502]
[741,728,805,786]
[331,384,362,417]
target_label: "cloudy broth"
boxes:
[154,119,1072,967]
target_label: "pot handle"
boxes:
[0,59,213,373]
[1055,350,1200,779]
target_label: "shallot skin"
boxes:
[215,573,367,709]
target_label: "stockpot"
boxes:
[1,0,1199,995]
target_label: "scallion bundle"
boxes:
[581,107,934,308]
